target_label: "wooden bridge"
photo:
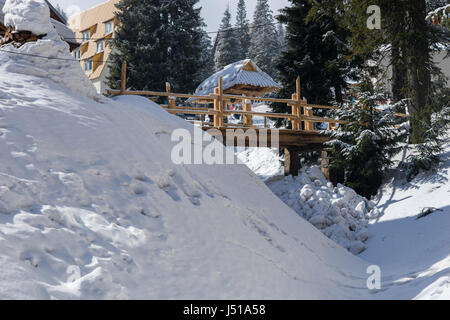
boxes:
[107,62,404,177]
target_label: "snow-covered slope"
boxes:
[362,141,450,300]
[0,51,373,298]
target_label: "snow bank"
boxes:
[236,147,283,180]
[0,1,98,100]
[2,0,53,35]
[0,31,98,100]
[360,140,450,300]
[267,167,380,254]
[0,63,371,298]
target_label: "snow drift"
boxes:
[0,73,372,299]
[267,167,380,255]
[1,0,99,100]
[0,3,373,298]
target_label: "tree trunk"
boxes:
[391,43,407,102]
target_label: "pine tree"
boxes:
[325,80,409,198]
[214,7,240,70]
[272,0,361,126]
[107,0,207,93]
[343,0,441,144]
[276,22,286,50]
[248,0,280,77]
[197,31,215,82]
[235,0,251,60]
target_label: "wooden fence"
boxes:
[108,62,407,131]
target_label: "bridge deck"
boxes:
[201,127,330,149]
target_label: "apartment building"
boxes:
[69,0,120,94]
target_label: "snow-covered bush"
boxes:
[268,166,380,255]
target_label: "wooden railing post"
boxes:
[304,98,314,131]
[166,82,175,109]
[214,76,224,128]
[290,76,302,131]
[120,61,127,94]
[291,93,298,130]
[295,76,302,131]
[242,97,252,127]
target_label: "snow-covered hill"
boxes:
[0,28,372,299]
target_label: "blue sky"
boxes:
[50,0,290,32]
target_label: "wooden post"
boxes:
[295,76,302,131]
[264,117,267,128]
[166,82,175,109]
[304,98,314,131]
[214,88,220,127]
[120,61,127,94]
[243,97,252,127]
[284,148,300,176]
[214,76,224,128]
[291,93,298,130]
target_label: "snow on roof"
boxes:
[2,0,53,35]
[1,0,78,45]
[50,18,77,44]
[194,59,281,96]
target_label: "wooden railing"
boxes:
[107,62,407,131]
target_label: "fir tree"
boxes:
[248,0,280,77]
[107,0,207,93]
[235,0,251,60]
[325,80,409,198]
[276,22,286,50]
[402,79,450,179]
[272,0,361,127]
[196,31,215,82]
[342,0,441,144]
[214,7,240,70]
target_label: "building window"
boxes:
[84,59,93,72]
[73,49,81,60]
[104,20,114,34]
[96,40,105,53]
[82,30,90,42]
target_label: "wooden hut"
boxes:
[192,59,281,104]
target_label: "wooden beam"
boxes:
[108,89,215,100]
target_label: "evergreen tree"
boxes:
[235,0,251,60]
[107,0,207,93]
[341,0,441,144]
[197,31,215,82]
[276,22,286,50]
[214,7,240,70]
[248,0,280,77]
[272,0,361,126]
[325,80,409,198]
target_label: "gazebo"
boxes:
[192,59,281,104]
